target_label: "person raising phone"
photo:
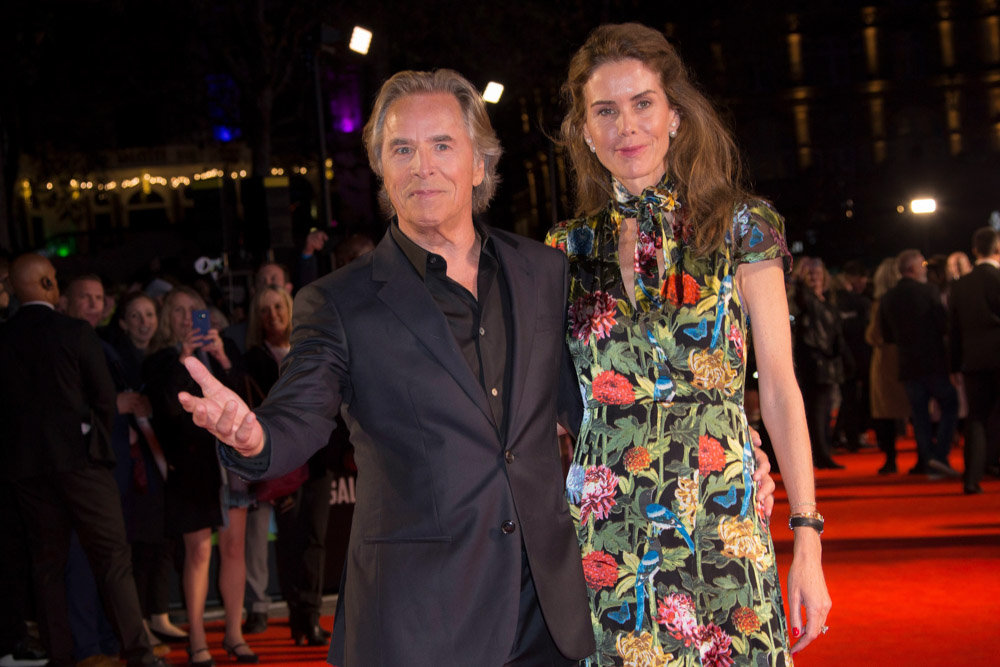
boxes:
[142,286,256,667]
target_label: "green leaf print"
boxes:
[593,520,631,555]
[614,573,637,599]
[603,340,644,376]
[659,546,688,571]
[700,405,729,436]
[715,575,741,590]
[621,551,641,574]
[730,635,749,655]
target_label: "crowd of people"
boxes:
[0,18,997,667]
[0,232,373,667]
[785,231,1000,496]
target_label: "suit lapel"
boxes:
[371,234,495,425]
[495,234,536,442]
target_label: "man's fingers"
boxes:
[234,412,258,445]
[216,400,239,436]
[182,356,224,395]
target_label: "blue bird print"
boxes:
[740,438,754,518]
[644,503,695,551]
[633,549,662,632]
[710,275,734,349]
[683,318,708,341]
[645,330,676,403]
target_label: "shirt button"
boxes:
[501,520,516,534]
[505,450,515,464]
[491,387,498,397]
[479,327,485,336]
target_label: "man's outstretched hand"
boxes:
[177,356,265,457]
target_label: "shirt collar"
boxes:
[389,218,496,279]
[21,300,55,309]
[975,257,1000,269]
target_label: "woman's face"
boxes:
[167,292,198,343]
[258,290,289,342]
[120,297,158,349]
[582,58,680,195]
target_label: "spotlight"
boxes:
[483,82,504,104]
[349,27,372,55]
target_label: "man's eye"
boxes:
[434,143,450,151]
[394,146,412,155]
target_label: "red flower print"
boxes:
[663,272,701,307]
[732,607,761,634]
[727,323,744,359]
[696,623,734,667]
[569,290,618,340]
[579,465,618,525]
[623,446,651,473]
[581,550,619,590]
[656,593,698,645]
[698,435,727,476]
[592,370,635,406]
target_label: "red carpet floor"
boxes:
[163,439,1000,666]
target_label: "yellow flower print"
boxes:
[675,472,698,531]
[689,348,738,395]
[615,631,672,667]
[718,516,774,572]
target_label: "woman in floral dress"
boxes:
[546,24,830,666]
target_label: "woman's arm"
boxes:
[737,257,831,654]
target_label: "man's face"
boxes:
[256,264,288,292]
[379,93,485,237]
[66,279,105,327]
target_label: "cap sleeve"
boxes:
[732,200,792,273]
[545,220,569,255]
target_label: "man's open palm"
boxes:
[177,356,265,457]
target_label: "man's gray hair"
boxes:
[362,69,503,216]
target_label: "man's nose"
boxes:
[411,147,435,176]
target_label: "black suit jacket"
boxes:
[0,304,117,479]
[879,277,950,380]
[949,262,1000,372]
[223,229,594,666]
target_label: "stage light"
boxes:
[483,82,504,104]
[349,27,372,55]
[910,198,936,214]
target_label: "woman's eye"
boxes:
[597,107,615,117]
[636,99,651,109]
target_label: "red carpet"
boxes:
[163,439,1000,666]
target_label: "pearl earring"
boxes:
[669,128,678,138]
[586,141,596,152]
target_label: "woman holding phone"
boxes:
[143,286,256,666]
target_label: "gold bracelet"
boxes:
[788,511,824,521]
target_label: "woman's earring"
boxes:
[669,127,678,138]
[586,140,596,152]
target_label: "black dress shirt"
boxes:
[390,220,512,438]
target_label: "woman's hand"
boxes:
[787,529,832,653]
[177,356,264,457]
[200,328,231,370]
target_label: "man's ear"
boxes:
[57,294,69,312]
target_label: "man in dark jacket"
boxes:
[949,228,1000,494]
[879,249,960,477]
[0,254,163,667]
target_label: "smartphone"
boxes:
[192,309,211,338]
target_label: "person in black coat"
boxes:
[0,254,162,667]
[879,249,960,477]
[142,286,255,666]
[949,228,1000,494]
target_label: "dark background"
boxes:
[2,0,999,282]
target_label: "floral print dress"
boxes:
[546,177,793,667]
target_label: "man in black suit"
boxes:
[949,228,1000,494]
[179,70,594,667]
[0,254,163,667]
[879,249,960,477]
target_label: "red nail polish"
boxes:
[792,627,800,637]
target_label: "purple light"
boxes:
[326,68,363,134]
[338,118,356,133]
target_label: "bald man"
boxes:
[0,254,164,667]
